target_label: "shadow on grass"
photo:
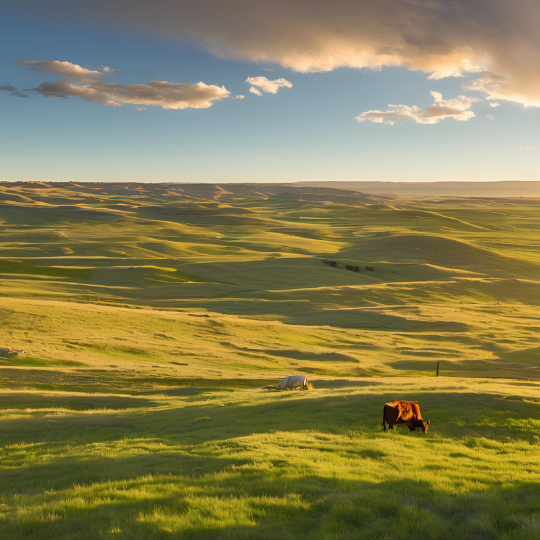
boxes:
[0,368,280,394]
[2,385,540,538]
[2,389,539,468]
[1,469,539,539]
[391,359,540,379]
[0,392,159,411]
[2,390,540,447]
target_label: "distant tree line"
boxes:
[322,259,375,272]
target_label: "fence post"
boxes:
[436,361,440,377]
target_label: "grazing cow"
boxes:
[278,375,308,390]
[382,400,430,433]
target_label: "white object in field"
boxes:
[277,375,308,390]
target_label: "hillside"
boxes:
[2,182,540,539]
[292,181,540,198]
[1,181,539,380]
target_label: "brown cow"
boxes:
[382,400,430,433]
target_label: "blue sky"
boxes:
[1,3,539,183]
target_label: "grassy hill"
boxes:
[292,180,540,198]
[1,182,539,538]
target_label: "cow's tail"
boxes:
[382,404,387,431]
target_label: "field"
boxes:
[1,182,539,538]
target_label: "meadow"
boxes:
[0,182,539,538]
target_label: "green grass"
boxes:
[1,379,540,539]
[0,182,540,538]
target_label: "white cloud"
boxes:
[249,87,263,96]
[19,59,230,110]
[489,102,501,108]
[12,1,540,107]
[133,107,147,111]
[245,76,292,94]
[356,91,479,125]
[232,94,244,99]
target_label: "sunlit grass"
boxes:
[1,183,540,537]
[1,379,540,539]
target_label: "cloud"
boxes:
[0,84,30,97]
[356,91,478,125]
[462,71,540,107]
[18,60,105,82]
[232,94,244,99]
[249,87,262,96]
[11,141,20,144]
[133,107,147,110]
[11,0,540,107]
[489,102,501,108]
[29,79,230,109]
[19,59,230,109]
[245,76,292,94]
[98,65,122,75]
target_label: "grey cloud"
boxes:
[18,60,104,82]
[11,91,31,98]
[10,0,540,106]
[18,59,230,109]
[29,78,230,109]
[1,84,17,91]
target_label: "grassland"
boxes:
[1,182,539,538]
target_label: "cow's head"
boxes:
[421,420,430,434]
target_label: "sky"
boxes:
[1,0,539,183]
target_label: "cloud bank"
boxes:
[19,60,230,109]
[356,91,478,125]
[10,0,540,106]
